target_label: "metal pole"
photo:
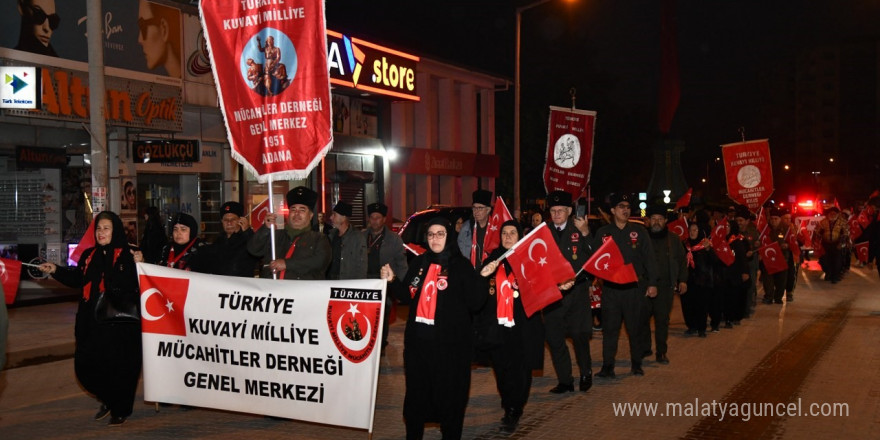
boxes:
[86,0,107,216]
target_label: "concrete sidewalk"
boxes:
[1,263,878,439]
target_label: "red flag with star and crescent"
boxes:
[138,274,190,337]
[711,224,736,266]
[674,188,692,211]
[0,258,22,305]
[200,0,332,182]
[483,196,513,257]
[759,242,788,275]
[784,226,800,264]
[503,223,574,317]
[854,242,870,264]
[667,217,688,241]
[582,237,638,284]
[250,197,272,231]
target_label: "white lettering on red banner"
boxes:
[721,139,774,213]
[544,106,596,201]
[200,0,332,182]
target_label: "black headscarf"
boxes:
[424,217,457,266]
[686,224,706,247]
[486,219,522,272]
[170,213,199,253]
[84,211,131,289]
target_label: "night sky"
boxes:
[326,0,880,206]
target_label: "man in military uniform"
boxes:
[326,200,367,280]
[595,193,658,378]
[543,190,595,393]
[642,205,688,364]
[247,186,331,280]
[364,202,408,350]
[458,189,493,271]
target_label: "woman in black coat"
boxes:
[478,220,545,432]
[156,213,207,272]
[39,211,141,426]
[382,217,489,440]
[682,223,715,337]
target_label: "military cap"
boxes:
[333,201,353,218]
[547,190,572,208]
[286,186,318,212]
[367,202,388,216]
[220,201,244,217]
[472,189,493,207]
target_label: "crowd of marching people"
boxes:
[31,186,880,438]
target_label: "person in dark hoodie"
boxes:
[155,212,207,272]
[39,211,141,426]
[382,217,489,440]
[199,201,259,277]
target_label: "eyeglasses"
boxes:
[426,231,447,240]
[26,5,60,30]
[137,17,162,39]
[472,205,490,211]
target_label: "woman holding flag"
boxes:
[38,211,141,426]
[477,220,545,433]
[381,217,489,440]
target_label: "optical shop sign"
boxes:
[137,264,386,430]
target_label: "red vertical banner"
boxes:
[721,139,774,213]
[200,1,332,182]
[543,106,596,202]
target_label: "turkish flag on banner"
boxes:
[200,1,332,182]
[854,242,870,264]
[543,106,596,201]
[1,258,22,304]
[138,272,190,337]
[674,188,692,211]
[483,197,513,257]
[667,217,688,241]
[711,230,736,266]
[582,237,638,284]
[250,197,271,231]
[70,219,96,265]
[503,224,574,317]
[721,139,774,212]
[759,242,788,275]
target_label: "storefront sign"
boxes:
[15,146,67,169]
[390,147,498,178]
[2,66,182,131]
[326,30,419,102]
[133,140,200,163]
[1,66,41,109]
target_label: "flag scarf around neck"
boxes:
[721,139,773,213]
[543,106,596,201]
[503,223,573,317]
[582,237,638,284]
[415,263,442,325]
[495,265,516,327]
[483,196,513,258]
[200,0,332,182]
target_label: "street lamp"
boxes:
[514,0,552,212]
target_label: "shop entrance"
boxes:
[135,172,222,244]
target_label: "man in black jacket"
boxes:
[202,201,259,277]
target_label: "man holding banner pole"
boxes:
[247,186,330,280]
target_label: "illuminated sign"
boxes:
[15,146,66,169]
[1,66,41,109]
[3,66,182,132]
[133,140,200,163]
[326,30,420,101]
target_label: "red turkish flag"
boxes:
[504,224,574,317]
[543,106,596,201]
[69,219,96,265]
[785,226,801,264]
[139,274,190,337]
[848,216,863,241]
[712,221,729,243]
[854,242,870,264]
[483,196,513,256]
[674,188,692,211]
[200,0,332,182]
[755,207,767,233]
[250,197,271,231]
[667,217,688,241]
[582,237,638,284]
[798,220,811,246]
[857,208,873,229]
[0,258,22,305]
[757,225,772,247]
[722,139,774,212]
[711,231,736,266]
[759,242,788,275]
[403,243,426,256]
